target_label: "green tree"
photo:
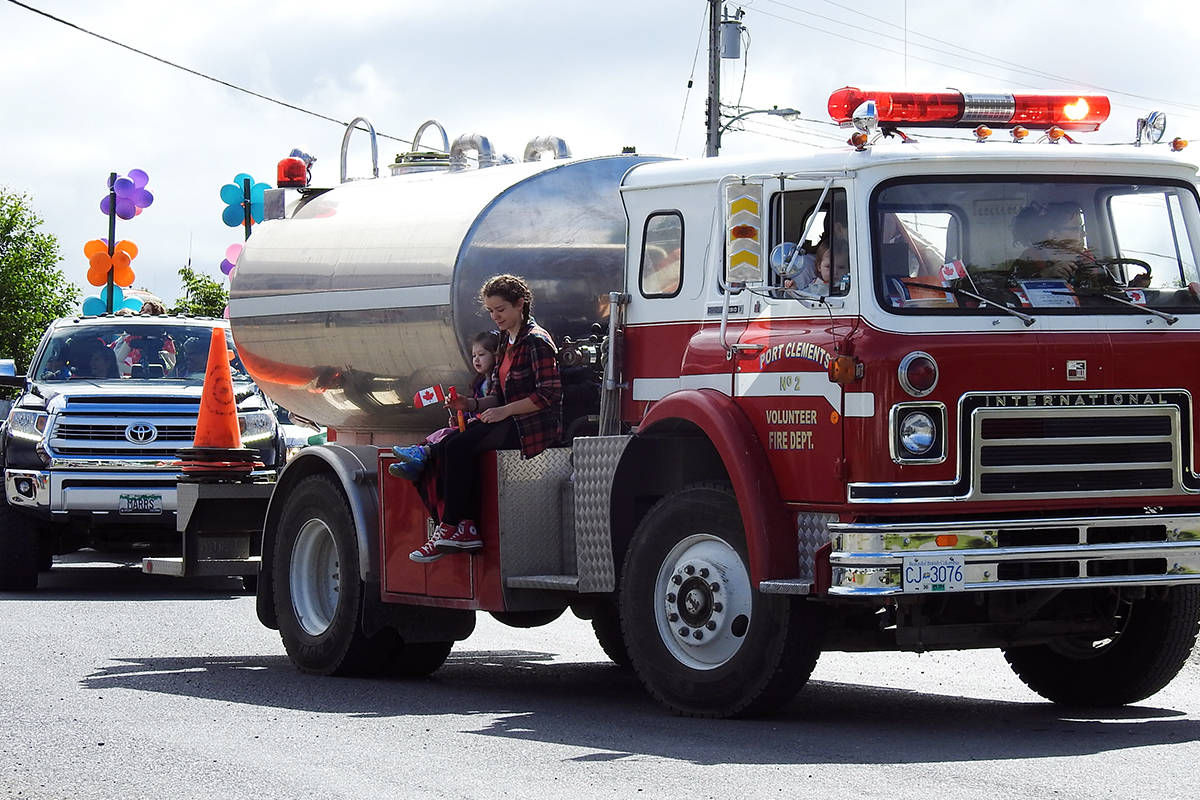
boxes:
[0,188,79,372]
[172,264,228,317]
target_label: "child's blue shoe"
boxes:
[388,445,428,480]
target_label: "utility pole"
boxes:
[705,0,721,157]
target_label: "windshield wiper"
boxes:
[904,282,1036,327]
[1052,289,1179,325]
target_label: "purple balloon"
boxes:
[134,188,154,208]
[100,195,113,215]
[220,258,235,275]
[128,169,149,188]
[115,197,136,220]
[114,177,136,199]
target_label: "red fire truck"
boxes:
[182,93,1200,717]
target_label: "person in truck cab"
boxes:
[176,337,209,378]
[1011,202,1142,287]
[68,340,119,379]
[391,274,562,561]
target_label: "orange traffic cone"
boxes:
[176,327,262,479]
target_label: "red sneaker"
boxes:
[436,520,482,552]
[410,523,454,563]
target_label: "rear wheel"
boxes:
[1003,586,1200,706]
[273,475,396,675]
[619,483,823,717]
[0,502,40,591]
[590,603,630,667]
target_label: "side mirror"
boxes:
[0,359,25,388]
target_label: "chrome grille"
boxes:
[48,402,200,461]
[973,405,1180,498]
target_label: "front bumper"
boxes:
[827,512,1200,596]
[5,468,276,522]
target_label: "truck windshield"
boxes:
[872,177,1200,317]
[32,323,252,383]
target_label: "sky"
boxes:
[2,0,1198,308]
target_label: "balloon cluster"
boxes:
[82,285,143,316]
[99,169,154,220]
[83,169,153,314]
[85,238,138,286]
[219,173,271,228]
[220,243,242,277]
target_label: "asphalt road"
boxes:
[2,562,1199,799]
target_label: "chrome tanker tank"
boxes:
[229,153,663,436]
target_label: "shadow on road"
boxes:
[0,561,248,601]
[80,647,1200,765]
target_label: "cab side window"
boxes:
[769,188,850,297]
[640,212,684,298]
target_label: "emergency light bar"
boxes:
[828,87,1111,132]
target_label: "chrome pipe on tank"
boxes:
[414,119,450,154]
[523,136,572,162]
[340,116,380,183]
[450,133,497,170]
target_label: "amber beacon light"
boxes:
[827,88,1111,132]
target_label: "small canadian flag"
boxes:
[413,385,446,408]
[939,259,968,285]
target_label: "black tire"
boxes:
[273,475,398,676]
[489,608,566,628]
[1003,586,1200,706]
[619,482,823,718]
[591,603,631,667]
[0,502,40,591]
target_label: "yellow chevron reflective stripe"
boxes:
[729,196,759,216]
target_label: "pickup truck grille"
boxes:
[47,396,201,461]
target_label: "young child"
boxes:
[463,330,499,423]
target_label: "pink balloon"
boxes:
[133,206,143,216]
[222,305,230,319]
[224,243,243,264]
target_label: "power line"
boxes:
[5,0,426,150]
[674,6,710,153]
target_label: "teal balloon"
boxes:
[222,204,245,227]
[233,172,253,187]
[122,296,144,312]
[82,296,106,315]
[251,182,271,203]
[250,201,265,223]
[220,183,243,205]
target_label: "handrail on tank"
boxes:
[523,136,572,162]
[450,133,497,171]
[340,116,380,183]
[413,119,450,154]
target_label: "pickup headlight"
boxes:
[238,410,277,444]
[8,409,49,442]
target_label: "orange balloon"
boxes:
[83,239,108,258]
[115,240,138,259]
[86,264,109,286]
[112,250,131,270]
[112,264,136,287]
[88,252,111,271]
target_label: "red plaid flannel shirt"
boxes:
[491,319,562,458]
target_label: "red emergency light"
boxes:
[277,156,310,188]
[827,87,1111,132]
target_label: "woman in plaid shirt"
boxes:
[396,274,563,560]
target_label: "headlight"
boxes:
[238,410,277,444]
[899,411,936,455]
[8,409,49,442]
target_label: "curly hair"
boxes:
[480,274,533,325]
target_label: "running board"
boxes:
[506,575,580,591]
[143,556,261,578]
[758,579,813,595]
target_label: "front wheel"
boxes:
[1003,586,1200,706]
[619,483,822,718]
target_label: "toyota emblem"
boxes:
[124,423,158,444]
